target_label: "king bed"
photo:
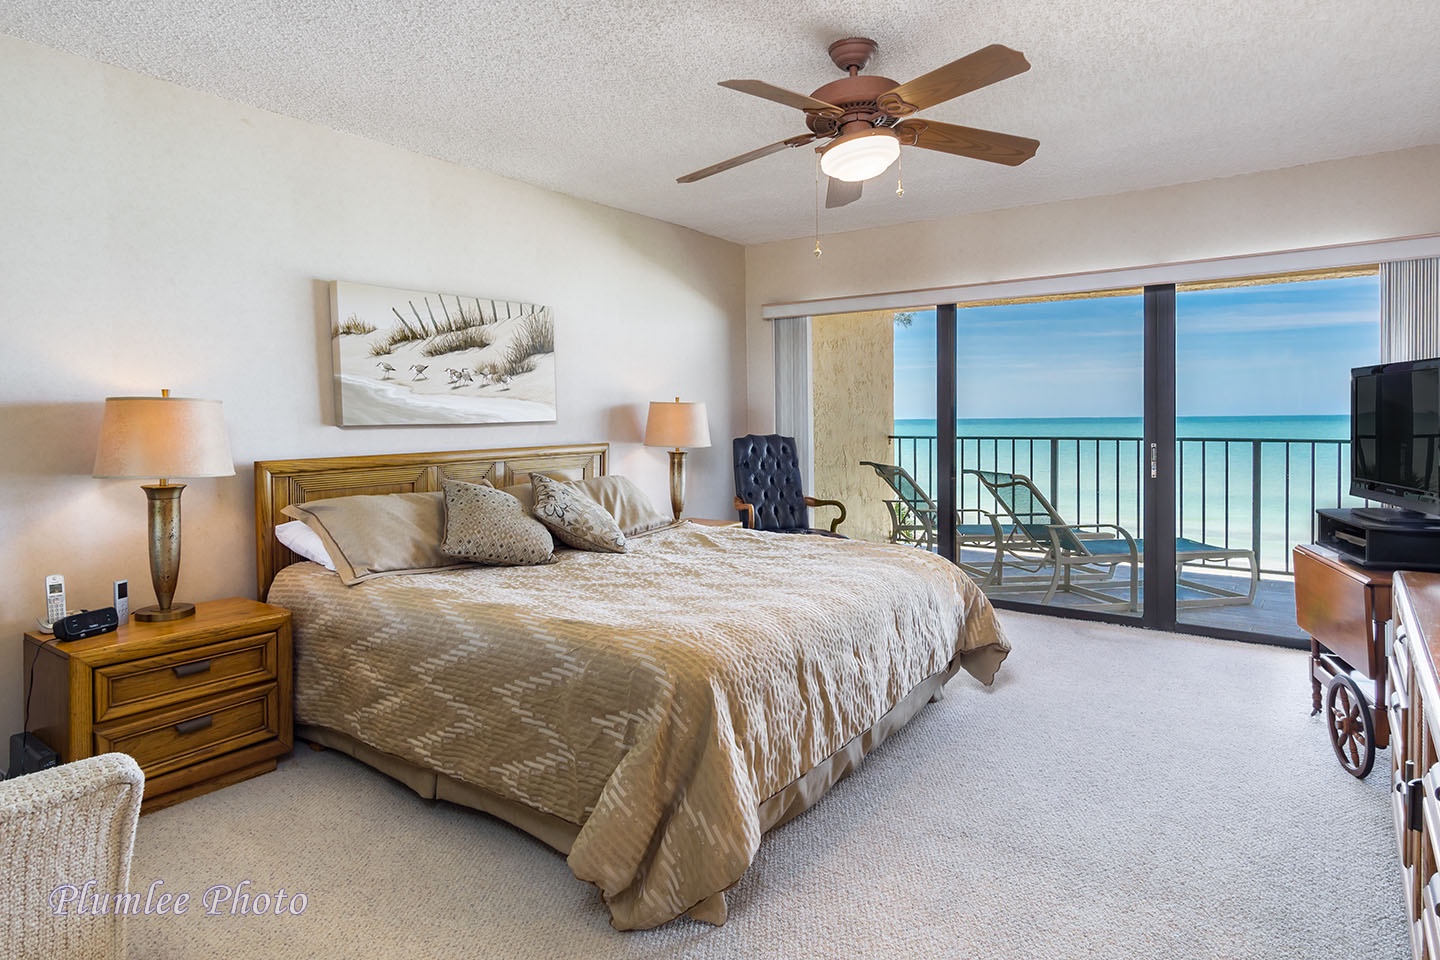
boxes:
[254,443,1009,930]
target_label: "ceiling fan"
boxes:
[677,38,1039,208]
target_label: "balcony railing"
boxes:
[889,433,1361,574]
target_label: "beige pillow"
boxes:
[281,492,465,586]
[530,473,627,553]
[564,475,674,537]
[502,481,534,510]
[441,479,553,566]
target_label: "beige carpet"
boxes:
[127,612,1406,958]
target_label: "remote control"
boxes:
[114,579,129,622]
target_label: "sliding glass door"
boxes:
[1172,271,1381,640]
[949,291,1146,620]
[798,266,1381,644]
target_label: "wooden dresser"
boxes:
[1387,571,1440,958]
[24,597,292,812]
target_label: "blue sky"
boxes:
[893,275,1382,420]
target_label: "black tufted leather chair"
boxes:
[732,434,847,535]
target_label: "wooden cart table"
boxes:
[1294,542,1392,779]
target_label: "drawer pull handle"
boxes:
[173,660,213,678]
[1406,779,1426,833]
[174,716,213,735]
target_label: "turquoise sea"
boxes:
[888,415,1354,572]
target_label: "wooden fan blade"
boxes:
[877,44,1030,117]
[825,177,863,209]
[895,118,1038,166]
[676,134,818,183]
[718,80,844,118]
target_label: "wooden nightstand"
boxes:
[686,518,742,528]
[24,597,292,813]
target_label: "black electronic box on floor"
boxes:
[7,732,58,779]
[1316,507,1440,570]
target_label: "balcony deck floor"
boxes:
[955,547,1304,640]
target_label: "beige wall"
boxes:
[744,145,1440,430]
[811,311,895,542]
[0,36,746,741]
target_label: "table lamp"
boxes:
[644,398,711,521]
[93,390,234,622]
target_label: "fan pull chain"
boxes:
[813,154,823,258]
[896,152,905,199]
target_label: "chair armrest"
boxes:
[1046,523,1137,558]
[956,508,1004,538]
[804,496,847,533]
[733,496,757,529]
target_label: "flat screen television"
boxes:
[1351,357,1440,518]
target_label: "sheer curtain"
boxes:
[772,316,814,489]
[1380,257,1440,362]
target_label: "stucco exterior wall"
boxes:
[811,311,896,543]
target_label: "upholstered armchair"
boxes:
[1,753,145,960]
[732,434,847,535]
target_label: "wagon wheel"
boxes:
[1325,674,1375,780]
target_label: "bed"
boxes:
[254,443,1010,930]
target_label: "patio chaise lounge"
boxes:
[859,460,1005,582]
[966,469,1259,611]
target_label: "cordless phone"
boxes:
[42,574,66,631]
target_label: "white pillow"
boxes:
[275,520,335,571]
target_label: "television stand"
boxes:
[1315,508,1440,571]
[1349,506,1438,525]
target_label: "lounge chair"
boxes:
[966,469,1259,611]
[859,460,1004,582]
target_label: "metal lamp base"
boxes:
[134,601,196,622]
[141,482,194,623]
[668,449,688,521]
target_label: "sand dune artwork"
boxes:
[330,280,557,426]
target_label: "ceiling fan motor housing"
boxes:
[805,75,899,134]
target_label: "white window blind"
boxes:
[1380,258,1440,362]
[772,315,814,490]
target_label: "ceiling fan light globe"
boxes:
[819,129,900,183]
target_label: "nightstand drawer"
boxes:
[94,632,278,723]
[93,683,280,778]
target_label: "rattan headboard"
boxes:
[253,443,608,599]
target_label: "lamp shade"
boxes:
[644,400,711,449]
[93,396,235,479]
[819,128,901,183]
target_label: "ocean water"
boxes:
[886,415,1354,571]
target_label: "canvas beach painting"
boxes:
[331,281,557,426]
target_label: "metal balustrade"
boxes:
[888,433,1359,574]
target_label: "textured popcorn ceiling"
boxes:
[4,0,1439,245]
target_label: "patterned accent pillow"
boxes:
[530,473,628,553]
[441,479,555,566]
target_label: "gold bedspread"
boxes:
[267,523,1009,929]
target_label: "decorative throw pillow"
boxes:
[564,475,675,537]
[441,479,554,566]
[530,473,628,553]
